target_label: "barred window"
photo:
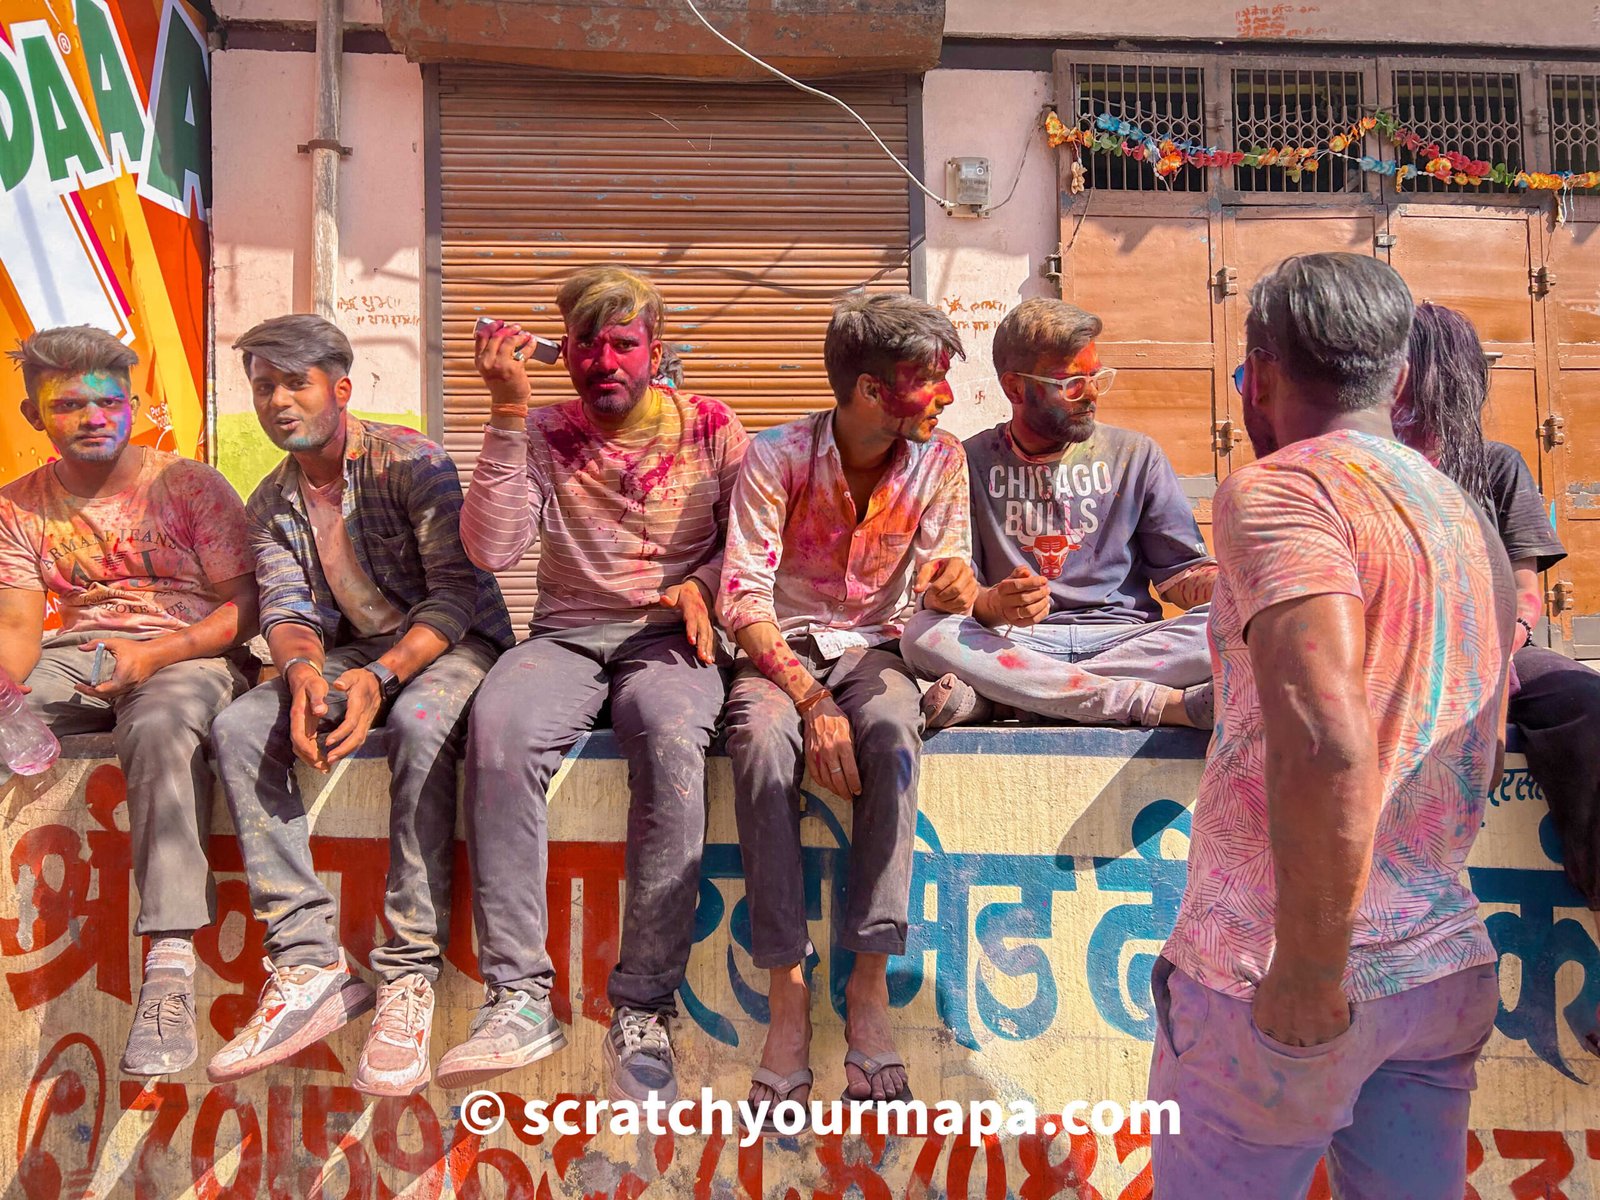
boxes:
[1072,64,1206,192]
[1232,68,1368,194]
[1549,73,1600,193]
[1391,70,1523,193]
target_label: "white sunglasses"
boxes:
[1014,368,1117,400]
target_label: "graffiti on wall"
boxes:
[0,0,210,487]
[0,748,1595,1196]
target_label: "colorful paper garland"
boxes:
[1044,110,1600,192]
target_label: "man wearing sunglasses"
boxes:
[902,297,1216,730]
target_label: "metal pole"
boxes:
[311,0,344,320]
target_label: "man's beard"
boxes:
[1025,397,1095,447]
[584,375,650,419]
[1242,402,1278,458]
[268,409,343,453]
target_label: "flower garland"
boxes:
[1045,110,1600,192]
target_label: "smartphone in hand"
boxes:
[474,317,561,364]
[89,642,109,686]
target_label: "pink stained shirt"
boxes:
[1162,430,1517,1003]
[718,410,972,646]
[0,448,254,638]
[459,387,747,630]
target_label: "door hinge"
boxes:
[1531,265,1556,296]
[1214,266,1238,297]
[1541,414,1567,449]
[1374,232,1397,250]
[1547,579,1576,615]
[1212,418,1244,455]
[1042,252,1063,284]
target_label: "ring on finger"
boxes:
[512,349,525,361]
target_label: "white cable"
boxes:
[680,0,957,209]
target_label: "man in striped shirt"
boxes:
[208,315,513,1098]
[439,267,747,1104]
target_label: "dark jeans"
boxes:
[212,635,497,982]
[464,621,727,1014]
[1511,645,1600,910]
[722,642,925,970]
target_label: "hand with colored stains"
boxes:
[474,319,538,426]
[286,659,333,770]
[803,695,861,799]
[1251,964,1353,1049]
[322,668,385,766]
[978,565,1052,629]
[913,556,979,615]
[72,638,165,701]
[659,580,716,666]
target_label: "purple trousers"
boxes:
[1148,956,1499,1199]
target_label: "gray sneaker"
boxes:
[604,1008,677,1103]
[435,987,567,1091]
[121,975,197,1076]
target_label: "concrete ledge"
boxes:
[0,728,1592,1197]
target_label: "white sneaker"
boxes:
[354,973,435,1097]
[206,950,375,1083]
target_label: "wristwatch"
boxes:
[363,659,403,702]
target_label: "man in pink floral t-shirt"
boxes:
[0,326,258,1079]
[1153,255,1516,1198]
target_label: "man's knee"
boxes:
[211,683,287,752]
[900,608,968,676]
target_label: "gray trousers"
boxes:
[212,634,496,983]
[722,642,925,970]
[24,632,246,936]
[464,621,726,1014]
[901,606,1212,726]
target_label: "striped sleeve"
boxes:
[460,422,545,572]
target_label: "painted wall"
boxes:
[0,731,1594,1196]
[0,0,211,486]
[209,46,424,496]
[212,0,385,27]
[944,0,1600,48]
[917,68,1059,440]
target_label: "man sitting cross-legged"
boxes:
[437,267,748,1104]
[901,298,1215,730]
[718,293,978,1118]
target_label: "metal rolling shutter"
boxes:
[435,67,913,629]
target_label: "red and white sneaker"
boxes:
[206,950,375,1083]
[354,973,435,1097]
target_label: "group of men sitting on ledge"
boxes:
[2,253,1596,1198]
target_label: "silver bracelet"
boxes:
[281,655,320,678]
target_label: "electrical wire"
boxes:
[680,0,957,209]
[983,112,1044,213]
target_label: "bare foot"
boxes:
[749,966,812,1108]
[843,956,908,1101]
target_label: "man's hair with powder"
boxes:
[823,292,965,406]
[1246,252,1414,413]
[8,325,138,400]
[233,314,354,381]
[992,298,1102,378]
[557,266,664,341]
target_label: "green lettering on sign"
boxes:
[76,0,147,170]
[0,48,35,192]
[143,2,208,215]
[21,32,107,184]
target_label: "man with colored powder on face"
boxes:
[0,326,259,1076]
[1151,254,1517,1198]
[438,266,747,1104]
[207,315,513,1098]
[717,293,977,1116]
[900,297,1216,731]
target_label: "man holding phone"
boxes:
[439,266,747,1104]
[207,315,513,1097]
[0,325,258,1077]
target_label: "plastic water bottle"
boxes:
[0,668,59,776]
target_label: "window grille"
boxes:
[1231,69,1367,194]
[1549,73,1600,193]
[1391,70,1523,193]
[1071,64,1207,192]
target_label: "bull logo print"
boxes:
[1019,529,1086,579]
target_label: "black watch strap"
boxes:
[363,660,402,700]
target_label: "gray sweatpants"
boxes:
[211,634,496,983]
[901,606,1212,726]
[464,621,727,1015]
[722,642,925,970]
[23,632,247,936]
